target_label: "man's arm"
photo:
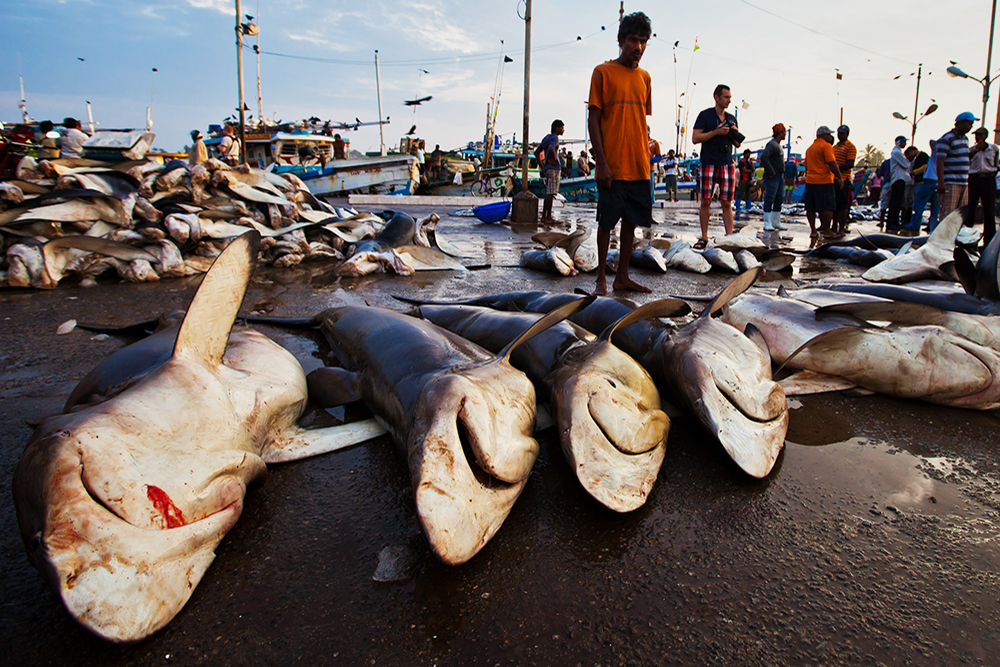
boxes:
[588,106,612,189]
[827,159,843,187]
[692,114,728,145]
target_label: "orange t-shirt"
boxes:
[805,138,836,184]
[589,60,652,182]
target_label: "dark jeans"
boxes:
[908,179,939,231]
[762,176,783,213]
[887,179,910,229]
[966,172,997,245]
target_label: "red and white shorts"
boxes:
[700,163,736,201]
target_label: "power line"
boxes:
[736,0,914,66]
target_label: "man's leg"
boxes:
[819,210,834,237]
[983,176,996,245]
[908,182,930,231]
[542,194,554,222]
[595,226,612,296]
[614,219,651,292]
[966,175,983,228]
[806,210,817,237]
[720,200,734,235]
[928,189,939,231]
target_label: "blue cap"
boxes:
[957,111,980,122]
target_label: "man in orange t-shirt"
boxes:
[588,11,653,296]
[803,126,843,240]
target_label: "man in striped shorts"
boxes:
[936,111,976,217]
[692,84,742,249]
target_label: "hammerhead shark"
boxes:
[12,231,384,642]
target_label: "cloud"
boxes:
[185,0,230,14]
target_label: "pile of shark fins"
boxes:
[0,157,457,289]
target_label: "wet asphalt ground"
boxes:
[2,201,999,666]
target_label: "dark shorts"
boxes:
[803,183,837,213]
[835,180,852,211]
[597,180,653,231]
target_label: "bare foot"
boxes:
[594,276,608,296]
[612,277,652,293]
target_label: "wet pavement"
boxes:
[2,201,999,666]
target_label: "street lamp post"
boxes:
[947,0,998,140]
[891,103,938,144]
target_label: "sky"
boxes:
[2,0,998,162]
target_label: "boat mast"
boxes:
[375,50,386,156]
[256,0,263,127]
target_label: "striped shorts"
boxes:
[700,163,736,201]
[544,169,561,196]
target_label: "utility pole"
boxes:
[375,50,386,156]
[511,0,537,222]
[990,0,999,142]
[235,0,248,166]
[912,64,922,144]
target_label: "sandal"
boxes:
[693,238,708,250]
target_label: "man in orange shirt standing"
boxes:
[588,12,654,295]
[803,126,844,241]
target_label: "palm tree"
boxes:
[858,144,885,168]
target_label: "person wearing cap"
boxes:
[662,149,678,201]
[34,120,60,159]
[966,127,999,245]
[58,117,90,159]
[803,126,843,240]
[832,125,856,237]
[188,130,208,166]
[886,136,913,233]
[760,123,788,231]
[936,112,977,218]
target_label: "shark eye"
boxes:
[606,378,617,389]
[30,532,42,552]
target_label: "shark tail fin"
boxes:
[173,231,260,364]
[598,298,690,342]
[498,295,596,361]
[704,266,762,318]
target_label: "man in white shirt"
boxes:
[58,118,90,158]
[967,127,999,246]
[886,135,913,232]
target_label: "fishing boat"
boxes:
[205,127,419,197]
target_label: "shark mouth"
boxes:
[408,368,539,565]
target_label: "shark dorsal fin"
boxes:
[173,231,260,364]
[498,295,596,361]
[704,266,762,318]
[598,298,690,341]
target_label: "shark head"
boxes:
[408,361,538,565]
[668,318,788,477]
[551,341,669,512]
[13,421,244,642]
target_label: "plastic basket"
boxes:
[472,201,511,223]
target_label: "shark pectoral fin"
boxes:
[598,298,691,341]
[498,295,596,360]
[744,323,771,360]
[261,419,388,464]
[776,327,863,374]
[173,231,260,365]
[779,370,858,396]
[306,367,362,408]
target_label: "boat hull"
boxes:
[294,155,419,197]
